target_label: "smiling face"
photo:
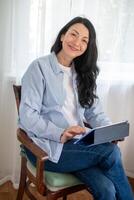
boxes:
[60,23,89,63]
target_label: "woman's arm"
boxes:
[84,99,112,128]
[19,60,64,142]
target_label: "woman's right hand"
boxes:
[60,125,86,144]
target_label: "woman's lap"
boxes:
[45,140,119,172]
[25,139,119,172]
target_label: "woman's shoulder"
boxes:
[31,52,57,69]
[26,53,54,72]
[31,53,52,66]
[23,52,57,79]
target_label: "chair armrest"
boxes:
[17,128,48,161]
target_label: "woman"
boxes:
[19,17,134,200]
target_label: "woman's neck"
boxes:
[57,51,72,67]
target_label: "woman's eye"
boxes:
[82,40,88,44]
[71,33,77,37]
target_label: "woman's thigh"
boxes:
[45,140,118,172]
[25,139,118,172]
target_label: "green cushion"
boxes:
[27,160,82,189]
[45,171,82,187]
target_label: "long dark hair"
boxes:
[51,16,99,108]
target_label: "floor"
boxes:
[0,181,93,200]
[0,178,134,200]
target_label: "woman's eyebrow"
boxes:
[71,29,89,39]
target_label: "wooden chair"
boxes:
[13,85,90,200]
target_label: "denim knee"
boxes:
[95,181,116,200]
[100,144,122,170]
[110,144,121,163]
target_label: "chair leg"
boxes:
[16,156,27,200]
[63,196,67,200]
[25,185,37,200]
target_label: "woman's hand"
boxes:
[60,125,86,144]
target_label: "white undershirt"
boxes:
[59,63,80,127]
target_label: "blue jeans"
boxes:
[25,140,134,200]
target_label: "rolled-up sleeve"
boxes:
[19,60,64,142]
[84,99,112,128]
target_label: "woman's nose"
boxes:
[73,37,81,46]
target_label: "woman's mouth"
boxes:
[68,44,79,51]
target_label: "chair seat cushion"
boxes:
[27,160,82,191]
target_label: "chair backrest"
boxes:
[13,85,21,114]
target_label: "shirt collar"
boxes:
[50,52,76,76]
[50,52,63,74]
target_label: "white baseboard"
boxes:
[0,175,19,189]
[0,176,12,186]
[12,183,19,189]
[10,176,19,189]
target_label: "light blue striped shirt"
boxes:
[19,52,111,163]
